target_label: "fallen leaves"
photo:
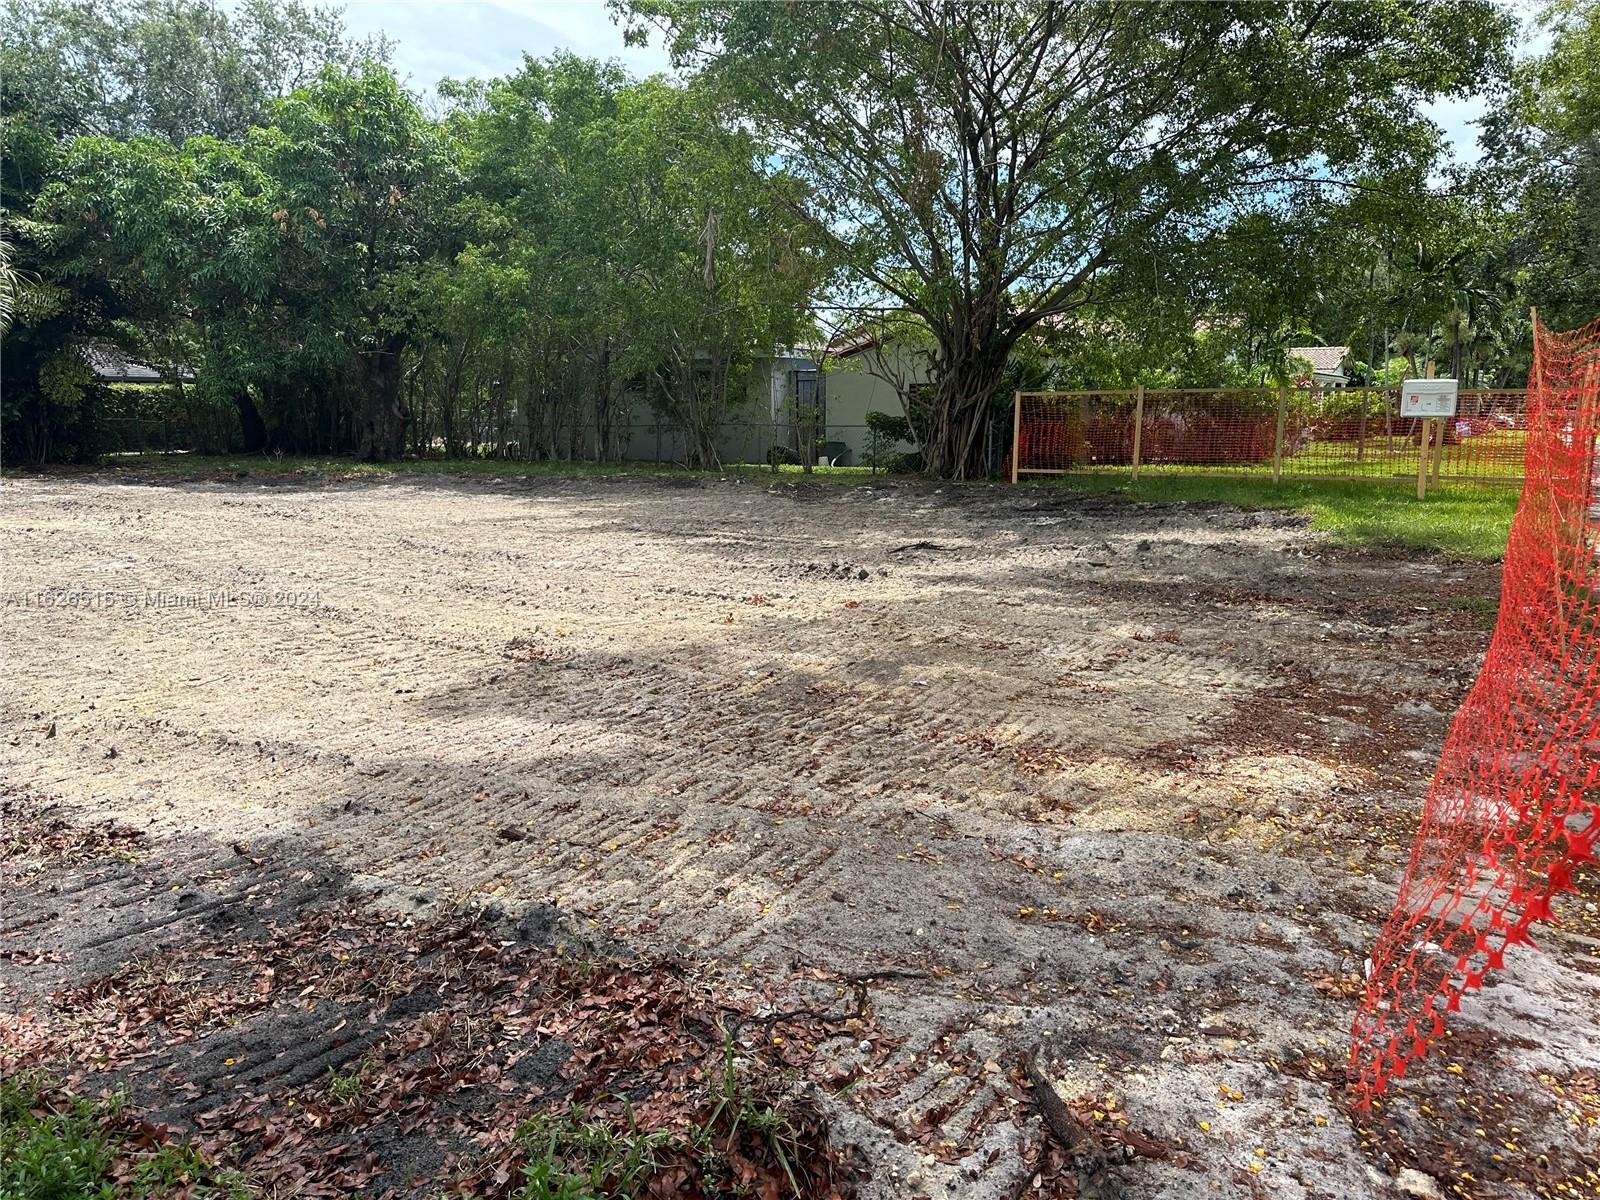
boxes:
[10,832,870,1200]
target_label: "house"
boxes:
[1286,345,1349,389]
[618,337,931,468]
[749,335,929,466]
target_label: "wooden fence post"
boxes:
[1416,419,1432,500]
[1423,362,1442,496]
[1272,385,1288,484]
[1130,384,1145,481]
[1010,390,1022,484]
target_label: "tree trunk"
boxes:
[922,339,1013,479]
[594,336,614,462]
[412,344,429,456]
[236,390,269,453]
[356,336,409,462]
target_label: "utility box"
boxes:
[1401,378,1459,418]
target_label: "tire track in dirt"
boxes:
[9,475,1593,1199]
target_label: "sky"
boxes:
[338,0,670,92]
[336,0,1544,165]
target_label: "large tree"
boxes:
[1482,0,1600,333]
[37,65,457,460]
[626,0,1514,476]
[451,55,824,467]
[0,0,389,463]
[257,65,458,459]
[0,0,386,143]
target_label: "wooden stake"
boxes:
[1415,362,1435,499]
[1416,420,1432,500]
[1273,385,1288,484]
[1010,390,1022,484]
[1357,386,1368,463]
[1130,384,1145,481]
[1426,362,1446,487]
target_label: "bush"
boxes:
[864,410,914,472]
[0,1071,253,1200]
[864,410,912,442]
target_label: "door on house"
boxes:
[790,369,825,463]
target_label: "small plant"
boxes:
[512,1105,674,1200]
[863,410,913,474]
[502,1029,822,1200]
[0,1071,253,1200]
[0,1068,252,1200]
[128,1146,254,1200]
[705,1024,803,1196]
[327,1060,372,1105]
[0,1071,116,1200]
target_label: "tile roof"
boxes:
[1287,345,1347,375]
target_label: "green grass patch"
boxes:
[505,1035,827,1199]
[0,1071,252,1200]
[1042,474,1518,561]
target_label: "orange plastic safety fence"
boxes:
[1349,315,1600,1106]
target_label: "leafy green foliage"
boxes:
[0,1072,253,1200]
[448,56,824,467]
[1482,0,1600,332]
[627,0,1515,476]
[0,0,387,465]
[863,410,913,472]
[0,1072,116,1200]
[0,0,385,143]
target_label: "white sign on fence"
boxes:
[1401,378,1459,418]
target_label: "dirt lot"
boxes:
[3,471,1598,1198]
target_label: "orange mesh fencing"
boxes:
[1008,386,1529,485]
[1349,315,1600,1106]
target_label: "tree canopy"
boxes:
[1,0,1593,472]
[626,0,1515,475]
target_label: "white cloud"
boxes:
[336,0,671,91]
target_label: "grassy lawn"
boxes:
[1042,474,1518,561]
[1279,428,1528,482]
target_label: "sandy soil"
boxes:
[3,471,1597,1198]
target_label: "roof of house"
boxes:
[78,340,195,383]
[1287,345,1347,376]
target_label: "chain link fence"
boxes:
[101,417,175,454]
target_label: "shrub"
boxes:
[864,410,914,473]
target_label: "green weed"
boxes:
[0,1071,252,1200]
[508,1028,812,1199]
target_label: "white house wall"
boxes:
[822,345,928,464]
[615,346,930,467]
